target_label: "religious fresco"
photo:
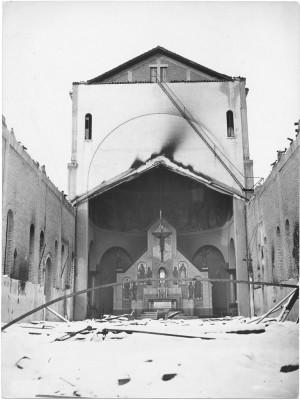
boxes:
[194,276,203,299]
[122,277,131,300]
[179,261,187,280]
[92,215,218,317]
[137,262,147,279]
[89,167,233,233]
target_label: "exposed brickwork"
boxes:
[2,122,76,297]
[101,56,215,84]
[246,133,299,315]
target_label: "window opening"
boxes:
[28,224,35,282]
[85,114,92,140]
[160,67,167,82]
[226,110,234,137]
[150,67,157,83]
[4,210,14,276]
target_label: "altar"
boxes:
[114,215,213,317]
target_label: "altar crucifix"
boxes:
[152,215,172,262]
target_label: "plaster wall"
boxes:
[178,219,235,262]
[88,222,147,269]
[69,81,249,199]
[1,276,70,323]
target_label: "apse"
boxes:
[89,166,233,234]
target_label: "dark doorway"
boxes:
[96,247,132,316]
[193,245,228,316]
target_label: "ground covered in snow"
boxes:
[2,316,299,398]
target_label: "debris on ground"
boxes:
[2,315,298,398]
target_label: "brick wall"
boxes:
[2,121,76,322]
[102,56,214,84]
[246,134,299,319]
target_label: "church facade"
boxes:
[68,46,254,320]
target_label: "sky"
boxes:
[3,1,300,193]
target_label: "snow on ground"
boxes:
[2,317,299,398]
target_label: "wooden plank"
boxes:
[255,288,298,324]
[46,307,69,323]
[100,327,215,340]
[277,287,299,322]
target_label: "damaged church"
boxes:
[68,46,255,320]
[2,46,299,323]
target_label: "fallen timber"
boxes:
[255,286,299,324]
[1,277,298,331]
[100,327,216,339]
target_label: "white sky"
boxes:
[3,1,300,193]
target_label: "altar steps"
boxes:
[138,311,199,320]
[138,311,159,319]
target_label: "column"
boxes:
[73,200,89,320]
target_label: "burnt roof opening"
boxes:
[89,166,233,233]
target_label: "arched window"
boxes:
[70,251,75,290]
[39,232,45,257]
[285,220,293,278]
[264,237,269,281]
[4,210,14,276]
[28,224,35,282]
[60,245,65,288]
[54,240,58,287]
[226,110,234,137]
[276,227,284,281]
[11,249,18,279]
[44,257,53,302]
[38,231,45,284]
[85,113,92,140]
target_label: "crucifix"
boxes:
[152,212,172,262]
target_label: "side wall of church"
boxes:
[246,135,299,320]
[2,119,76,323]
